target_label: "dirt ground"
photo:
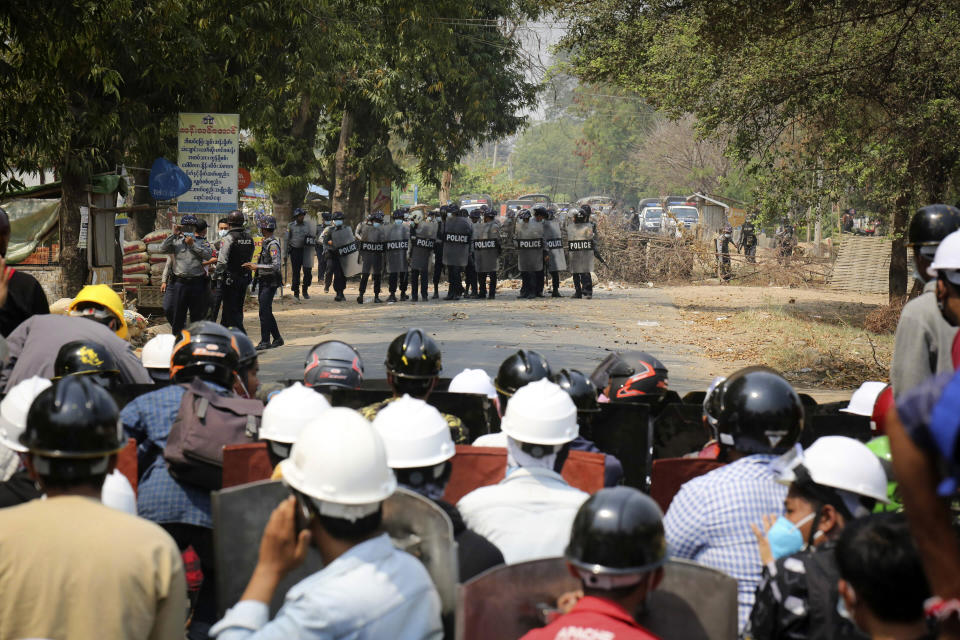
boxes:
[226,277,888,403]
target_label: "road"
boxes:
[247,278,850,402]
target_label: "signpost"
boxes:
[177,113,240,214]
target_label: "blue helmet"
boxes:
[370,211,385,222]
[321,211,332,221]
[293,207,307,217]
[180,214,200,227]
[333,211,345,220]
[392,209,406,220]
[259,215,277,230]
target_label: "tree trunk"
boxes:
[889,189,912,301]
[130,167,156,239]
[332,108,356,217]
[60,168,89,296]
[439,170,453,205]
[345,176,367,224]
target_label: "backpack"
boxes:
[163,378,264,490]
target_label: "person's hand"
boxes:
[256,496,311,578]
[173,224,182,235]
[0,257,11,308]
[557,589,583,614]
[160,281,167,293]
[184,234,195,246]
[242,262,255,270]
[750,514,778,566]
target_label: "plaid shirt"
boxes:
[663,454,786,631]
[120,382,226,528]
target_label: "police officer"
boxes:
[244,215,284,350]
[543,206,566,297]
[776,222,796,263]
[474,206,502,299]
[160,214,213,335]
[532,206,550,297]
[432,206,449,299]
[357,212,385,304]
[207,216,231,321]
[321,211,352,302]
[213,210,255,332]
[718,223,734,280]
[740,215,758,263]
[567,207,597,299]
[317,211,333,290]
[385,209,410,302]
[410,208,439,302]
[464,208,482,298]
[285,207,316,301]
[443,207,473,300]
[515,209,544,299]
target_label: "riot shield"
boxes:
[332,226,361,277]
[221,442,273,488]
[111,382,171,410]
[800,414,871,446]
[652,403,711,460]
[455,558,738,640]
[585,402,651,491]
[117,438,138,493]
[649,457,725,513]
[213,481,457,618]
[542,221,566,271]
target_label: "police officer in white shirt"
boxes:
[457,378,590,564]
[211,408,443,640]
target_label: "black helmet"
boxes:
[392,208,406,220]
[519,209,532,220]
[908,205,960,257]
[170,321,240,387]
[180,214,200,227]
[574,207,589,222]
[483,206,495,218]
[714,366,803,454]
[609,352,669,401]
[21,375,123,464]
[321,211,332,222]
[53,340,120,384]
[228,328,257,370]
[469,208,481,219]
[304,340,364,390]
[581,204,592,216]
[457,207,470,217]
[551,369,600,414]
[226,210,245,227]
[293,207,307,217]
[333,211,345,220]
[533,205,548,218]
[259,215,277,230]
[495,349,551,407]
[386,329,441,379]
[547,207,557,220]
[566,487,667,588]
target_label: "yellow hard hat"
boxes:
[68,285,128,340]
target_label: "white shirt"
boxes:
[210,533,443,640]
[471,432,507,447]
[101,469,137,515]
[457,467,589,564]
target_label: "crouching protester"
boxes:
[211,408,443,639]
[743,436,890,640]
[0,376,185,639]
[521,487,667,640]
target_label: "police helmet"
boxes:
[581,204,592,216]
[179,214,200,228]
[385,329,442,379]
[457,208,470,217]
[53,340,120,389]
[713,366,803,454]
[170,321,241,387]
[551,368,600,414]
[566,487,667,588]
[304,340,364,390]
[21,376,123,479]
[392,209,406,220]
[259,215,277,231]
[519,209,532,221]
[371,211,385,223]
[533,205,548,218]
[293,207,307,217]
[574,207,589,222]
[469,209,481,219]
[321,211,332,222]
[333,211,345,220]
[226,210,245,228]
[494,349,551,408]
[547,207,557,221]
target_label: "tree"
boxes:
[510,120,588,200]
[633,115,731,195]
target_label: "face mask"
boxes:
[334,220,343,227]
[395,219,403,225]
[372,222,381,228]
[218,229,229,238]
[766,512,816,560]
[184,231,195,239]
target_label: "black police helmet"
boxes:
[294,207,306,217]
[321,211,332,221]
[566,487,667,582]
[54,340,120,379]
[715,366,803,454]
[226,210,245,227]
[908,205,960,251]
[581,204,592,216]
[469,209,481,219]
[574,207,589,222]
[495,349,551,407]
[385,329,442,379]
[392,209,406,220]
[304,340,365,390]
[333,211,345,220]
[533,205,548,217]
[519,210,532,220]
[552,369,600,414]
[259,215,277,230]
[21,375,123,460]
[179,214,199,227]
[170,321,240,387]
[457,208,470,217]
[228,328,257,370]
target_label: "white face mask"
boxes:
[218,229,229,238]
[395,219,403,225]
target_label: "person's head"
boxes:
[303,340,364,392]
[907,204,960,283]
[170,321,240,387]
[0,376,52,461]
[228,328,259,398]
[518,209,531,222]
[500,378,578,471]
[333,211,345,226]
[533,205,548,221]
[840,381,889,430]
[494,349,551,410]
[293,207,307,222]
[483,207,496,221]
[260,383,331,467]
[20,375,123,495]
[573,207,589,223]
[392,209,406,225]
[179,214,199,235]
[468,209,481,222]
[195,218,208,238]
[321,211,332,223]
[926,229,960,325]
[141,334,176,382]
[601,352,669,402]
[53,340,121,390]
[566,487,666,614]
[551,369,601,431]
[835,513,930,635]
[384,329,442,399]
[710,366,803,460]
[259,214,277,237]
[279,408,396,550]
[0,206,10,257]
[448,367,498,414]
[373,395,455,500]
[67,285,129,339]
[226,210,245,230]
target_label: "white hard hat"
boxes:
[840,381,888,416]
[927,229,960,284]
[777,436,890,505]
[500,378,578,445]
[0,376,53,452]
[372,395,455,468]
[279,408,396,520]
[141,334,176,369]
[260,383,331,444]
[448,368,497,399]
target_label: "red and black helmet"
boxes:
[607,352,669,400]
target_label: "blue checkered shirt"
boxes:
[663,454,786,632]
[120,382,226,529]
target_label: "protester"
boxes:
[229,327,260,399]
[0,206,49,337]
[492,348,552,411]
[260,382,330,468]
[0,376,185,639]
[141,333,176,383]
[210,408,443,638]
[302,339,364,393]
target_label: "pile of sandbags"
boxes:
[143,228,172,286]
[122,240,150,294]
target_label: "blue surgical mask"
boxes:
[395,219,403,225]
[218,229,229,238]
[334,220,343,227]
[766,512,816,560]
[372,222,381,228]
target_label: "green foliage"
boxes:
[451,164,544,203]
[510,119,586,198]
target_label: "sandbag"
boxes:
[122,273,150,284]
[122,262,150,275]
[122,251,149,265]
[150,263,165,278]
[147,243,164,253]
[142,229,172,244]
[123,240,146,254]
[149,254,170,264]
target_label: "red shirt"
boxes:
[520,596,661,640]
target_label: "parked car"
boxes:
[640,207,663,232]
[666,204,700,229]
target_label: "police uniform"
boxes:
[319,224,336,294]
[384,219,410,301]
[442,212,473,299]
[254,235,283,347]
[740,220,758,262]
[567,219,597,299]
[357,221,385,303]
[464,214,482,297]
[160,230,213,335]
[432,211,447,298]
[286,215,316,299]
[474,217,502,299]
[214,228,255,331]
[410,216,439,301]
[316,219,330,286]
[514,216,544,299]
